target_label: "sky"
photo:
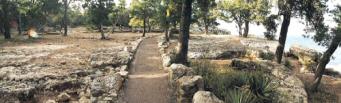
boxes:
[217,0,341,37]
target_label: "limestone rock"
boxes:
[289,44,320,72]
[162,53,176,67]
[245,48,275,60]
[46,99,57,103]
[56,92,71,102]
[188,36,246,59]
[89,50,131,68]
[118,71,129,78]
[192,91,224,103]
[79,96,91,103]
[176,76,204,103]
[91,73,123,97]
[169,64,194,82]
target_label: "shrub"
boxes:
[225,89,256,103]
[190,60,277,103]
[248,72,277,102]
[284,59,293,69]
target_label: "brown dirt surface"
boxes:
[123,36,172,103]
[288,57,341,103]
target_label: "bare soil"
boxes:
[123,37,171,103]
[288,57,341,103]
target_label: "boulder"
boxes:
[79,96,91,103]
[89,50,131,68]
[169,64,194,82]
[192,91,224,103]
[289,44,320,72]
[188,36,246,59]
[245,48,275,60]
[162,53,176,67]
[176,76,204,103]
[91,73,123,97]
[231,59,271,71]
[46,100,57,103]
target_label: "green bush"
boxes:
[225,89,256,103]
[190,60,277,103]
[248,72,277,102]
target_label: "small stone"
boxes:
[169,64,194,82]
[103,97,113,101]
[46,99,57,103]
[193,91,224,103]
[56,92,71,102]
[79,96,91,103]
[118,71,128,78]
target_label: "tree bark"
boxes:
[237,22,243,36]
[63,0,68,36]
[143,17,146,37]
[204,16,208,35]
[112,23,115,33]
[176,0,192,64]
[100,24,105,39]
[3,3,11,39]
[311,34,341,92]
[275,14,291,63]
[243,20,249,37]
[17,13,22,35]
[164,20,170,42]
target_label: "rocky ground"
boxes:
[0,29,145,103]
[160,34,341,103]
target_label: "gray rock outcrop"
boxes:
[192,91,224,103]
[176,76,204,103]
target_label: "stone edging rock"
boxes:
[157,36,217,103]
[84,37,145,103]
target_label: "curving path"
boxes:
[123,36,171,103]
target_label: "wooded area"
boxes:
[1,0,341,103]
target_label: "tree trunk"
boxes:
[164,4,170,42]
[3,3,11,39]
[4,20,11,39]
[142,17,146,37]
[204,17,208,35]
[112,23,115,33]
[243,20,249,38]
[63,0,68,36]
[147,18,151,32]
[275,14,291,63]
[165,20,170,42]
[237,23,243,36]
[17,13,22,35]
[100,24,105,39]
[311,34,341,92]
[176,0,193,64]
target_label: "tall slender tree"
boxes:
[310,5,341,92]
[219,0,270,37]
[275,0,328,63]
[84,0,115,39]
[1,0,13,39]
[175,0,193,64]
[196,0,217,35]
[62,0,72,36]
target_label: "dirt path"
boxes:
[123,37,171,103]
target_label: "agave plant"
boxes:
[248,72,277,103]
[225,89,256,103]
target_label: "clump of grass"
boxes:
[190,60,277,103]
[284,59,293,69]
